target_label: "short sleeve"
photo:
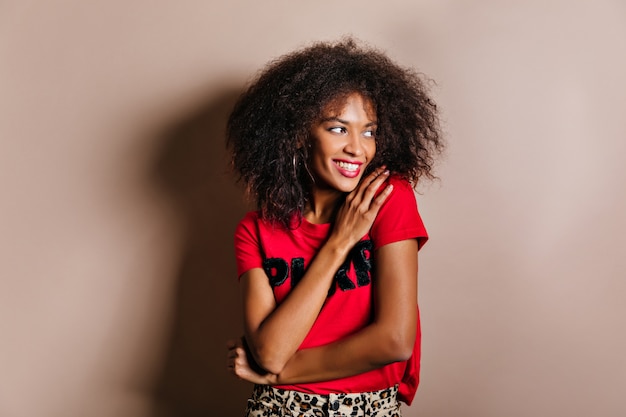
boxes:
[369,176,428,250]
[234,211,264,278]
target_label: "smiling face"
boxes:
[308,93,377,194]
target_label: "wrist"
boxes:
[324,235,351,260]
[267,372,279,385]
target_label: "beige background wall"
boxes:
[1,1,625,416]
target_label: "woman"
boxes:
[226,38,442,416]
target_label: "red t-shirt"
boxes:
[234,176,428,405]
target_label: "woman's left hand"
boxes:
[227,338,278,385]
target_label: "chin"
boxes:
[335,176,363,193]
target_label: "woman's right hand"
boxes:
[329,167,393,249]
[227,338,278,385]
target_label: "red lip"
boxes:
[333,159,363,178]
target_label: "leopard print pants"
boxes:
[245,384,402,417]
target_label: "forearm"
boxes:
[275,317,416,385]
[274,240,419,385]
[245,238,349,374]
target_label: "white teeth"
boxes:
[336,161,359,171]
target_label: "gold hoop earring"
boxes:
[292,154,298,177]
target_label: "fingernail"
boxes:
[383,170,390,175]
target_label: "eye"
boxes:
[363,129,376,138]
[328,127,346,134]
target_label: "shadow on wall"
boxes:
[150,87,254,416]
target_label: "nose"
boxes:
[343,132,364,156]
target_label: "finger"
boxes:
[359,166,387,190]
[227,346,245,362]
[361,166,389,192]
[367,183,394,213]
[359,170,390,207]
[347,166,387,203]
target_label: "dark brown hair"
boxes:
[227,38,443,227]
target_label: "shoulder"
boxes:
[374,175,416,210]
[236,210,259,229]
[387,175,415,200]
[371,175,428,249]
[234,211,266,277]
[235,211,293,242]
[235,211,262,240]
[237,210,261,227]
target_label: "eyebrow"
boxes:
[320,117,377,126]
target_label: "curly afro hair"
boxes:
[227,38,443,228]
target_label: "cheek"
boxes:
[366,141,377,160]
[309,145,325,165]
[308,143,330,175]
[311,138,338,162]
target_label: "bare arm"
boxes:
[275,238,418,383]
[228,238,418,384]
[241,168,393,374]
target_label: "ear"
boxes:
[295,133,311,150]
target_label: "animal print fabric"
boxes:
[245,384,402,417]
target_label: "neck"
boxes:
[304,187,344,224]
